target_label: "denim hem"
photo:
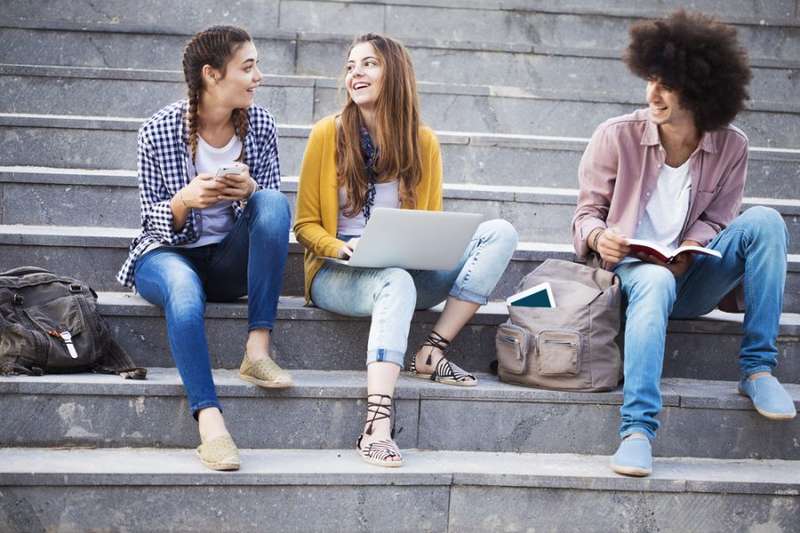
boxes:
[448,286,488,305]
[619,426,655,441]
[248,322,274,332]
[366,348,406,368]
[191,400,223,420]
[741,365,775,379]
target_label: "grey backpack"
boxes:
[0,266,146,378]
[495,259,622,392]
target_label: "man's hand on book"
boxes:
[591,228,630,266]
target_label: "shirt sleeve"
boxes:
[251,111,281,192]
[425,131,443,212]
[683,140,748,245]
[572,124,617,259]
[293,122,347,258]
[137,129,191,243]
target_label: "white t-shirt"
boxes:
[181,135,241,248]
[625,159,692,262]
[337,180,401,237]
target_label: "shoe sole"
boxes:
[610,462,651,477]
[737,389,797,420]
[196,450,240,471]
[405,371,478,387]
[239,373,293,389]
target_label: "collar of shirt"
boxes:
[639,109,718,155]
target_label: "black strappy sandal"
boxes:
[356,393,403,467]
[408,330,478,387]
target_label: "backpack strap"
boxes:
[0,266,53,277]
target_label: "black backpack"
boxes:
[0,267,146,379]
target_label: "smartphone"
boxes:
[216,164,245,179]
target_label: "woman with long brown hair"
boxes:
[117,26,292,471]
[294,33,518,467]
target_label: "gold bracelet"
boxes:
[178,190,190,208]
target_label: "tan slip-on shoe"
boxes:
[196,434,240,471]
[239,351,293,388]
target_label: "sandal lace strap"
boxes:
[365,393,394,437]
[420,329,451,366]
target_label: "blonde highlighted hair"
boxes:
[336,33,423,217]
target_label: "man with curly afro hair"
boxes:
[572,10,794,478]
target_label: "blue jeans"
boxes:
[615,206,788,439]
[311,219,518,368]
[133,190,291,417]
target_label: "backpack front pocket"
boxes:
[495,323,529,375]
[536,330,581,376]
[22,295,87,366]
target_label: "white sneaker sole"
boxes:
[610,461,651,477]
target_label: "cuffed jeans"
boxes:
[133,190,291,417]
[615,206,788,440]
[311,219,518,368]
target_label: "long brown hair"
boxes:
[336,33,423,217]
[182,25,251,164]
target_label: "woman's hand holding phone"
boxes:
[179,172,226,209]
[215,164,256,201]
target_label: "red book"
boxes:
[626,239,722,263]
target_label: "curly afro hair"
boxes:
[624,10,751,132]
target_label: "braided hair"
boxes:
[182,26,252,163]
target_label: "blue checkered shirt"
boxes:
[116,100,281,288]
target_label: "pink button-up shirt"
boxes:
[572,108,749,262]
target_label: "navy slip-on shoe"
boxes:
[610,436,652,477]
[739,375,797,420]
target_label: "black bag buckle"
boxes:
[69,284,82,293]
[12,293,24,305]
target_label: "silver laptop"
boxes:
[329,208,484,270]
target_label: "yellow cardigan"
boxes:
[293,115,443,303]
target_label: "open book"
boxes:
[627,239,722,263]
[506,282,556,308]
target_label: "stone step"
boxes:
[1,24,797,108]
[6,0,799,32]
[0,447,797,532]
[9,0,800,25]
[2,64,798,138]
[2,289,786,384]
[1,370,799,461]
[280,2,800,63]
[1,114,798,196]
[1,224,799,315]
[3,2,799,62]
[2,168,798,254]
[0,224,569,300]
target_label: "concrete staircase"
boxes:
[1,2,799,531]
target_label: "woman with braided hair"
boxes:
[117,26,292,471]
[294,34,518,467]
